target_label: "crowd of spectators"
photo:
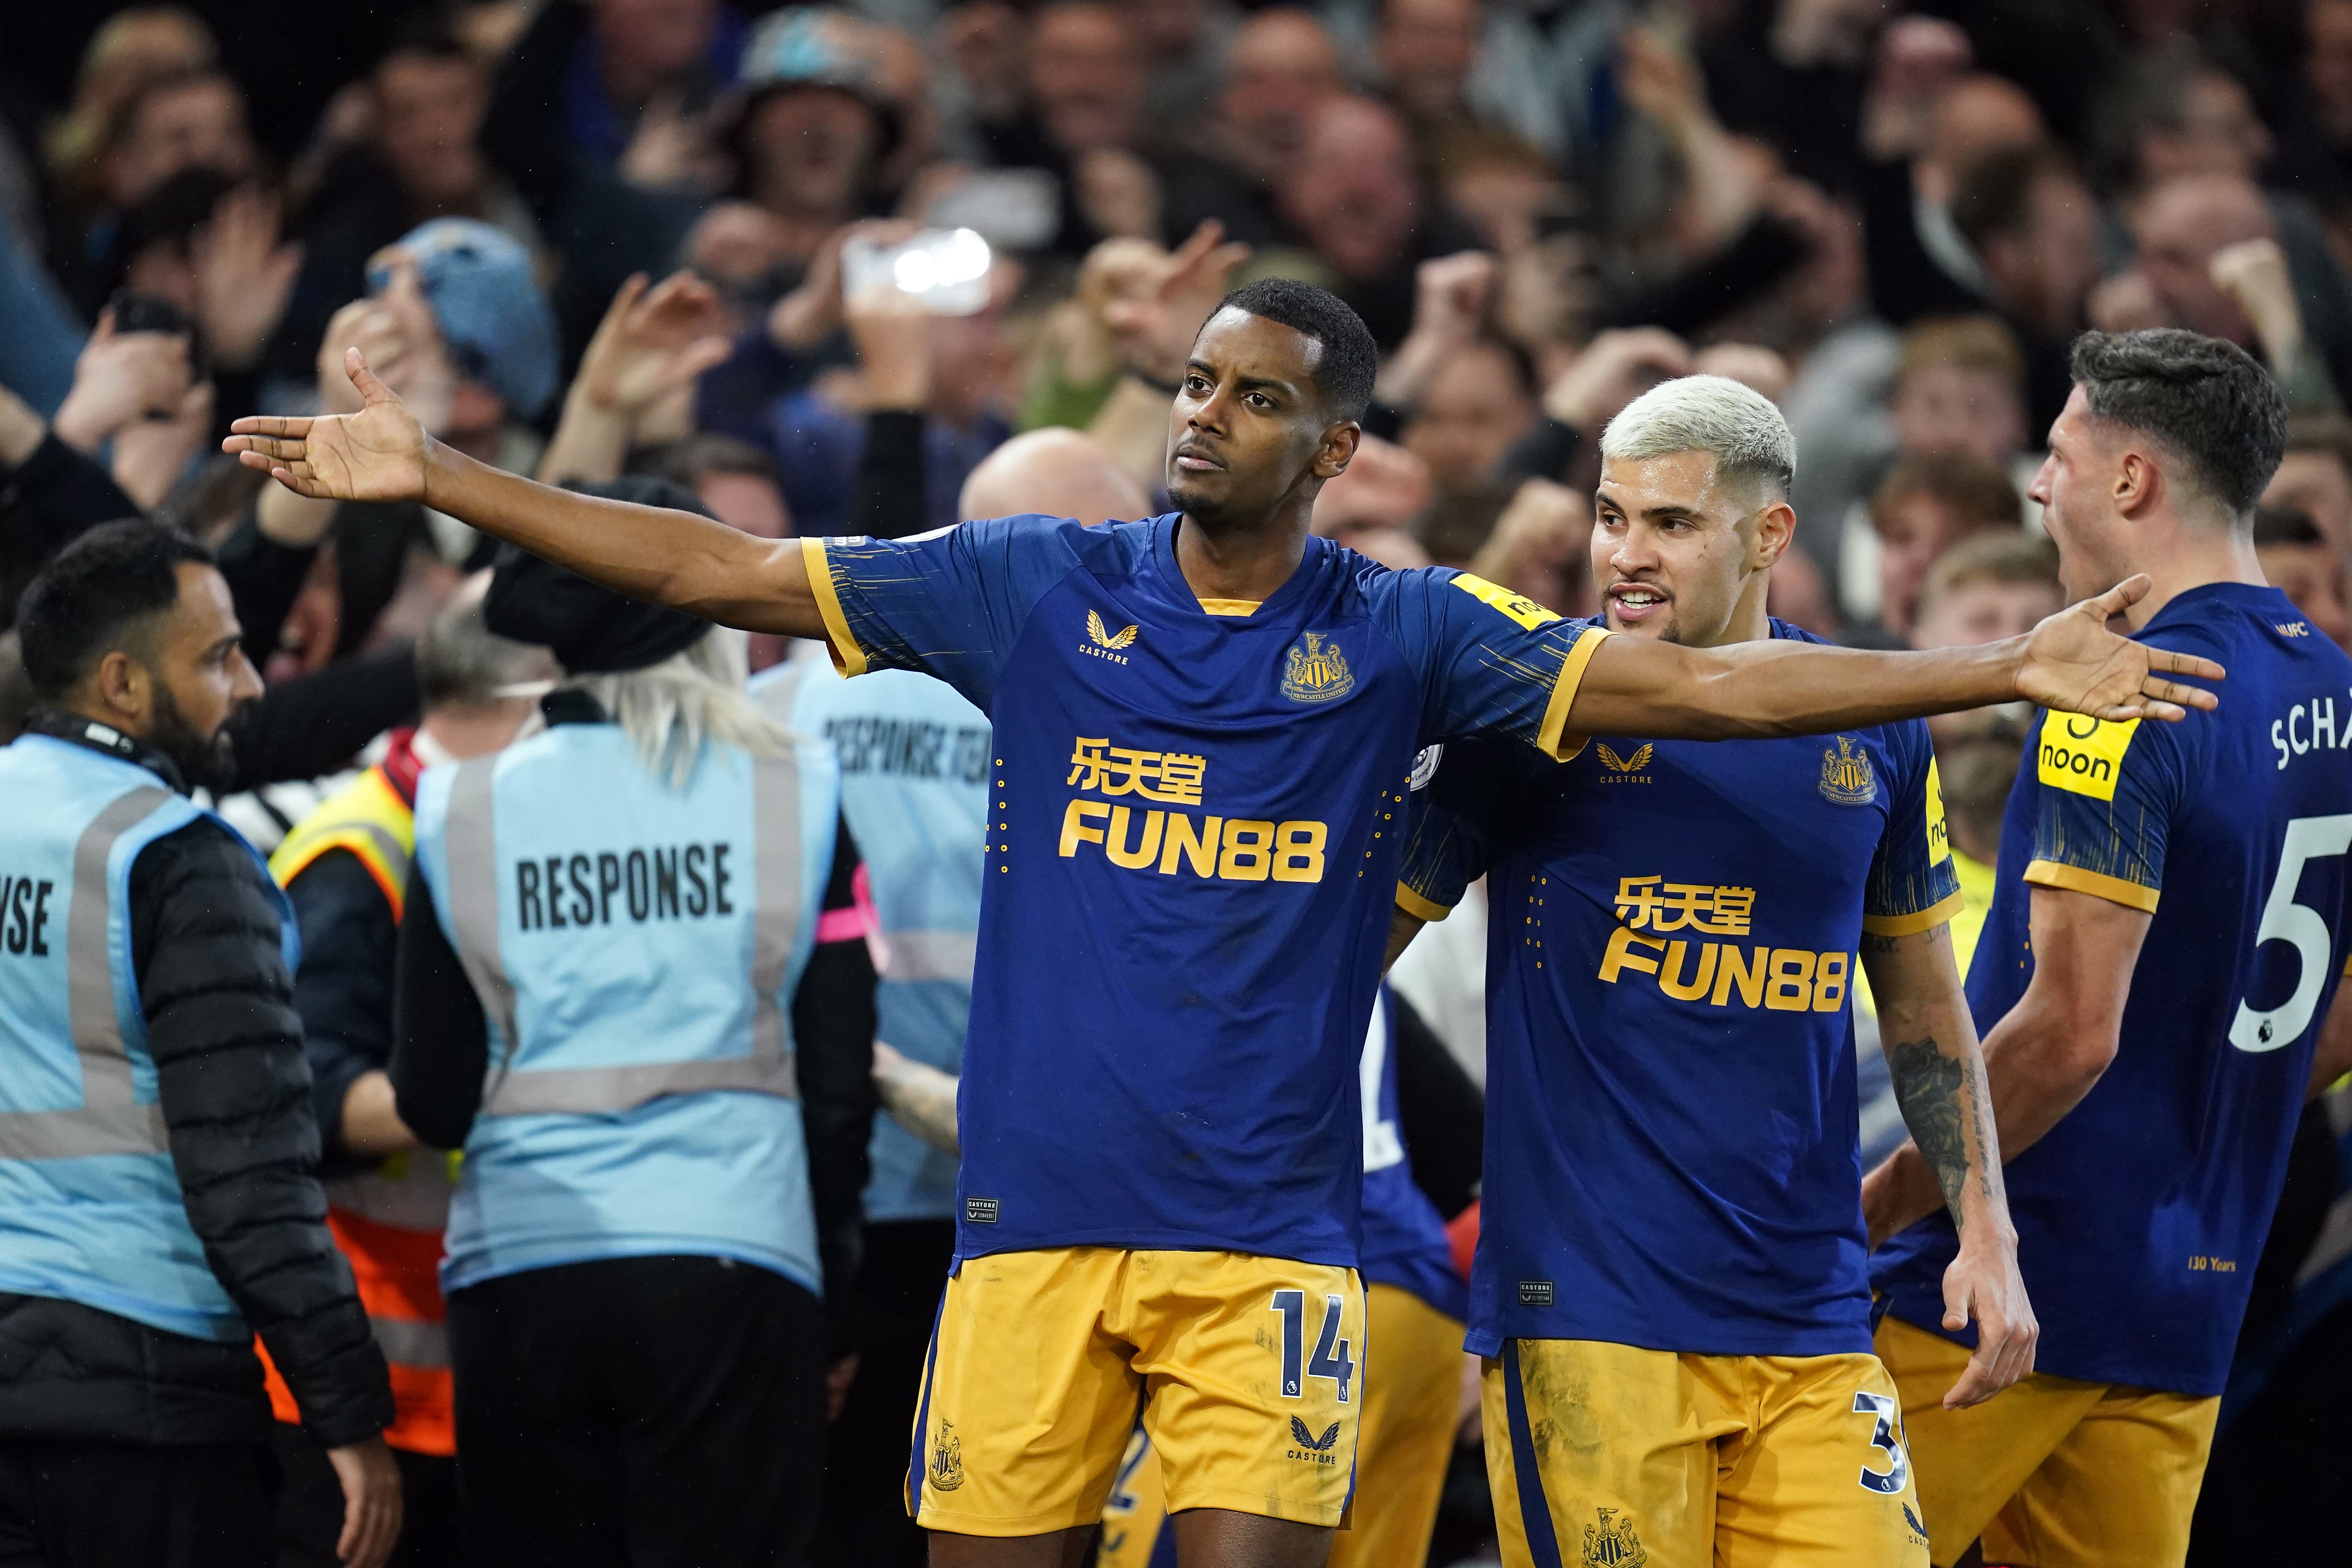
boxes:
[3,1,2350,1563]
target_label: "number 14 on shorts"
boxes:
[1270,1290,1355,1402]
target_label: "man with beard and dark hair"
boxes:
[0,520,403,1568]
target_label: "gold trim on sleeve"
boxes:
[1860,890,1967,938]
[2023,858,2161,913]
[801,537,869,677]
[1395,882,1453,923]
[1535,626,1614,761]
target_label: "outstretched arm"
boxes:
[226,350,825,637]
[1861,923,2036,1408]
[1565,576,2222,737]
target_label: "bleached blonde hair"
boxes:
[565,626,791,789]
[1599,374,1797,501]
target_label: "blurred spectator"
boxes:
[1274,95,1483,348]
[1160,8,1343,249]
[1864,450,2024,641]
[1698,0,1885,190]
[2093,41,2272,197]
[1375,0,1541,178]
[2254,506,2352,649]
[2273,0,2352,257]
[729,9,906,266]
[1888,315,2031,471]
[635,433,791,539]
[270,22,540,400]
[2100,175,2352,412]
[1460,476,1594,617]
[40,8,218,216]
[1312,432,1436,551]
[1398,340,1536,497]
[679,200,801,330]
[1949,141,2101,430]
[55,68,258,317]
[2267,414,2352,563]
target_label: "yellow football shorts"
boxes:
[908,1247,1366,1536]
[1096,1281,1466,1567]
[1485,1336,1932,1568]
[1875,1316,2220,1568]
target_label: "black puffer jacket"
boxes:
[0,715,393,1448]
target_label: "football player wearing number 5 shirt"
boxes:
[1390,376,2030,1568]
[226,279,2220,1568]
[1868,331,2352,1568]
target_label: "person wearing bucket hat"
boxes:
[728,9,904,262]
[371,218,560,425]
[387,477,879,1567]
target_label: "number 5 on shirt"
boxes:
[2232,813,2352,1052]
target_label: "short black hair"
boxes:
[18,521,214,700]
[1214,278,1378,424]
[2069,328,2286,517]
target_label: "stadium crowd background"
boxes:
[0,0,2349,1564]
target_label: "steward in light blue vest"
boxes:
[385,494,879,1563]
[410,703,845,1292]
[754,647,986,1224]
[0,733,291,1341]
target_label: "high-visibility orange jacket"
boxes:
[258,747,455,1457]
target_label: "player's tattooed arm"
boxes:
[1885,1034,1985,1217]
[1862,922,2037,1409]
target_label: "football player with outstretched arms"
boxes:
[231,272,2215,1568]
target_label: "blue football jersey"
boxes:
[1873,583,2352,1395]
[803,515,1607,1266]
[1402,621,1960,1357]
[1359,987,1469,1322]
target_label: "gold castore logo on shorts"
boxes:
[1280,631,1354,702]
[1583,1507,1647,1567]
[928,1421,964,1491]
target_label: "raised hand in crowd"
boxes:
[50,308,195,456]
[766,218,918,354]
[252,263,454,549]
[190,183,303,372]
[1376,251,1500,411]
[110,379,214,511]
[1466,476,1593,616]
[1540,326,1693,433]
[1858,15,1974,161]
[1100,218,1252,386]
[541,271,734,484]
[844,278,933,413]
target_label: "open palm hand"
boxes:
[2017,576,2225,722]
[223,349,429,504]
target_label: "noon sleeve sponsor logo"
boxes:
[1449,571,1562,631]
[1924,756,1951,864]
[2038,710,2140,801]
[1060,735,1328,884]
